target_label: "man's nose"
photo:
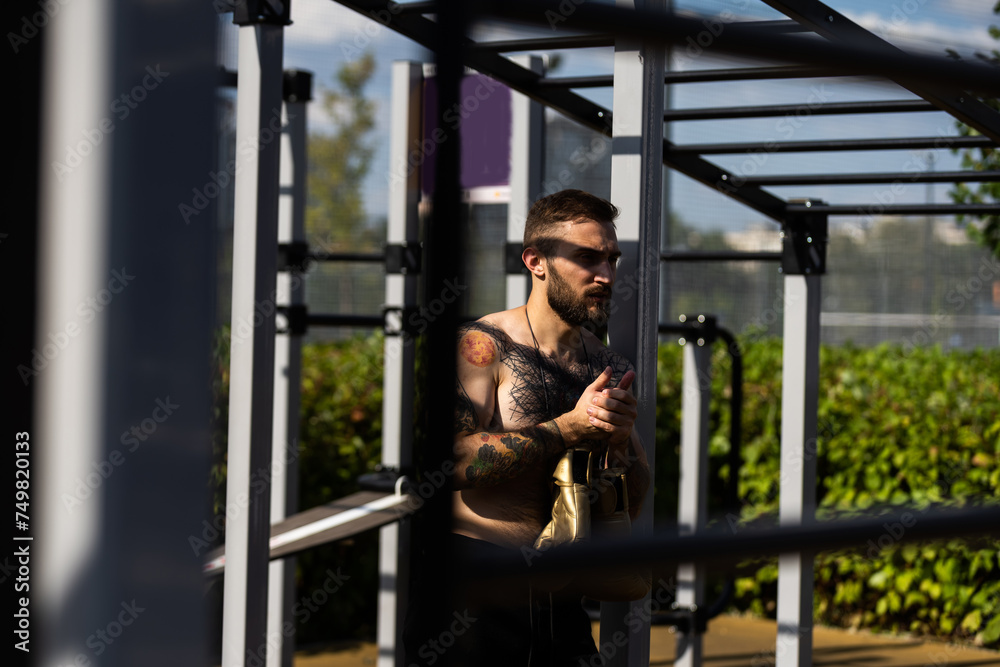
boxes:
[594,260,615,284]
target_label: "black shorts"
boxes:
[403,533,599,667]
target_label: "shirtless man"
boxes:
[442,189,651,665]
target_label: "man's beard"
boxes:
[546,264,611,328]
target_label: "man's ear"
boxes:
[522,247,546,278]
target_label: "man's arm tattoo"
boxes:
[454,382,480,435]
[464,421,563,487]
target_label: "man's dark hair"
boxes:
[523,189,619,256]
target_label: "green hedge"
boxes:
[212,332,1000,647]
[653,339,1000,647]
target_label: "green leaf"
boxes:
[961,609,982,633]
[982,614,1000,644]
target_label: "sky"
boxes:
[222,0,1000,235]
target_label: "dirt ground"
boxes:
[292,613,1000,666]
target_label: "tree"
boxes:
[307,52,379,250]
[949,2,1000,259]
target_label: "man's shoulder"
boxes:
[456,311,522,368]
[458,310,523,347]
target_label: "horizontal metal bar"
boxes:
[742,170,1000,186]
[474,504,1000,578]
[735,19,812,33]
[665,99,934,122]
[787,203,1000,216]
[668,135,997,155]
[762,0,1000,145]
[305,313,385,328]
[660,250,782,262]
[469,34,614,53]
[395,1,436,13]
[478,1,1000,95]
[537,74,613,89]
[538,65,840,89]
[307,251,385,263]
[663,64,837,84]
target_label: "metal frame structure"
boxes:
[33,2,1000,667]
[212,1,1000,667]
[322,3,1000,667]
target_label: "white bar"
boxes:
[203,494,413,576]
[675,342,711,667]
[378,60,424,667]
[270,494,411,549]
[776,274,821,667]
[223,22,285,667]
[506,55,545,310]
[267,92,309,667]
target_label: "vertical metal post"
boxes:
[506,55,545,310]
[424,2,466,664]
[36,1,217,666]
[675,335,712,667]
[776,204,826,667]
[378,60,423,667]
[223,4,289,666]
[605,1,665,665]
[267,70,311,667]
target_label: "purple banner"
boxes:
[421,73,512,195]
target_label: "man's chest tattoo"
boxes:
[503,343,592,423]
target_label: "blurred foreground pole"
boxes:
[37,1,217,666]
[418,0,467,665]
[606,1,665,666]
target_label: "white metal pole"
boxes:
[506,55,545,310]
[605,1,665,665]
[675,339,712,667]
[222,17,285,667]
[267,73,310,667]
[776,273,821,667]
[377,60,423,667]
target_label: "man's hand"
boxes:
[554,366,637,449]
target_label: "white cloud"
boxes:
[847,9,997,56]
[286,0,395,50]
